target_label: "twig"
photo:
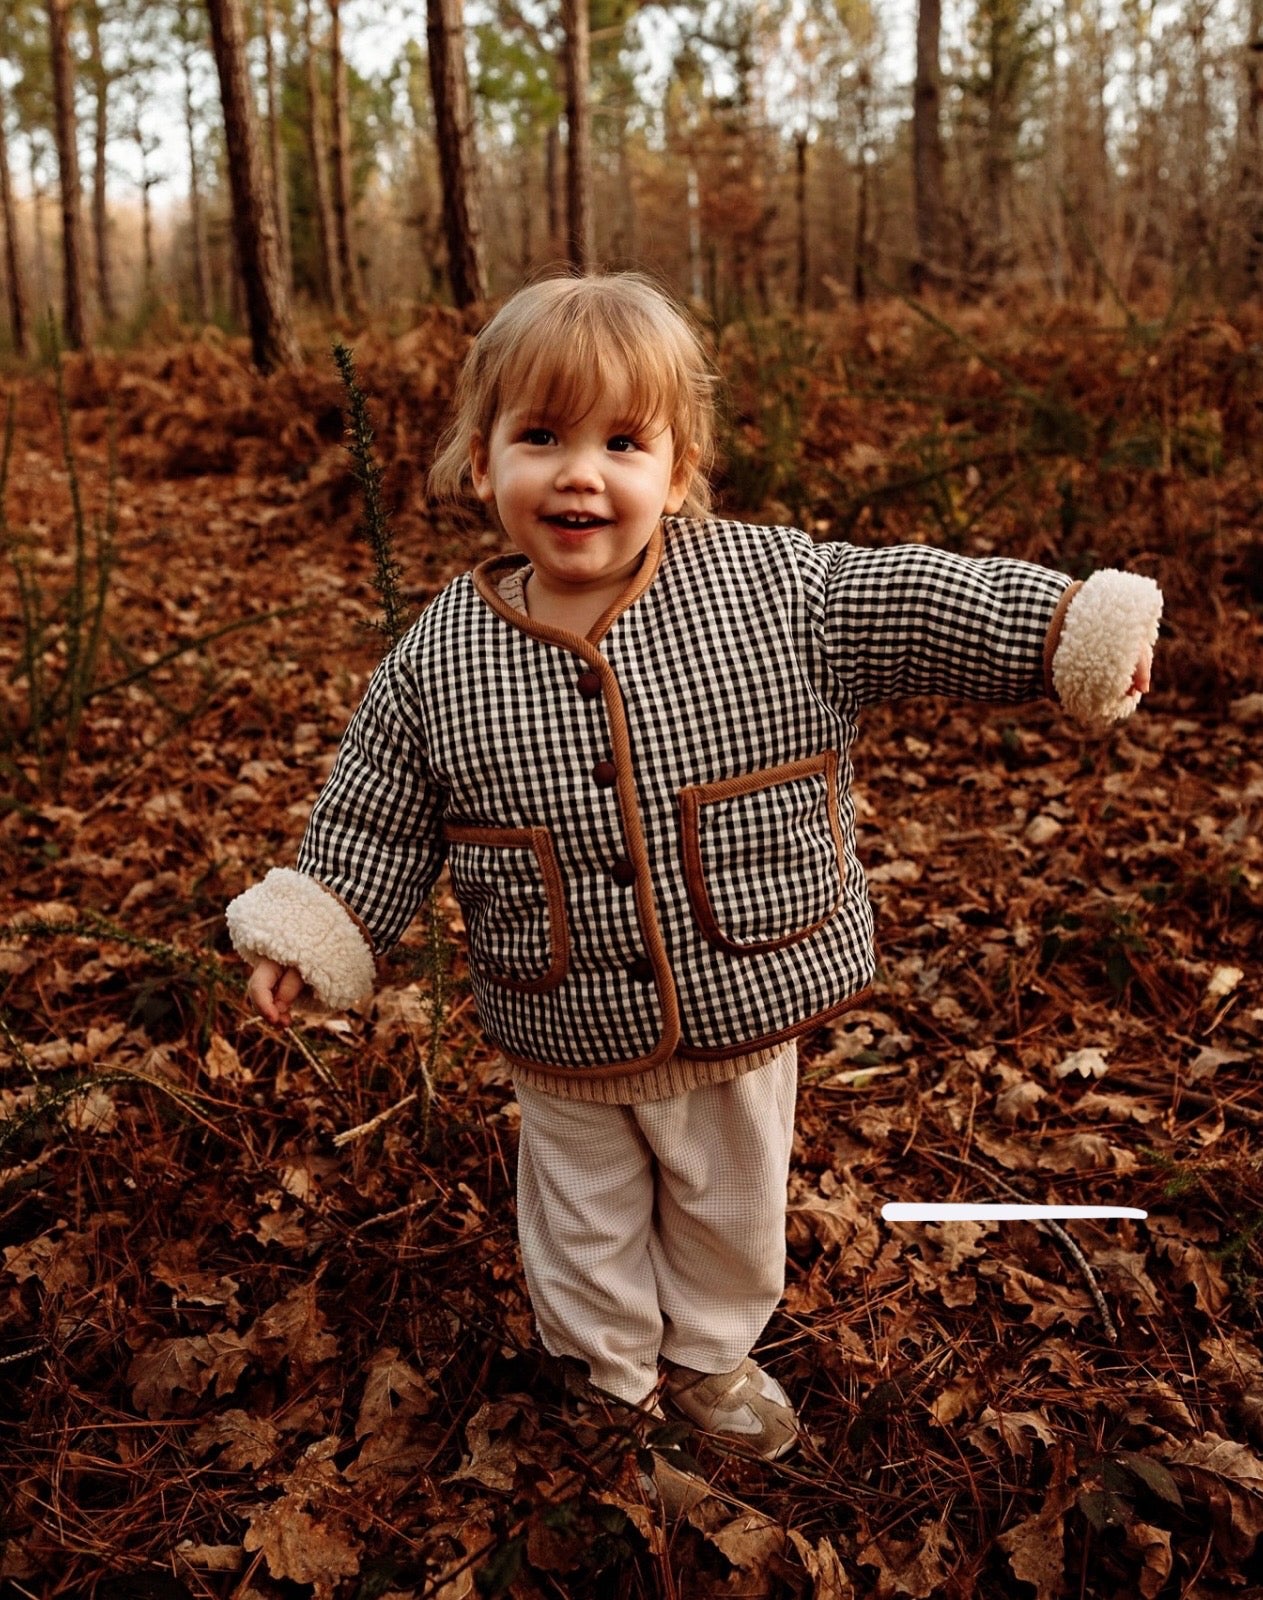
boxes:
[934,1150,1120,1343]
[332,1092,418,1148]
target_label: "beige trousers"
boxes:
[515,1044,798,1402]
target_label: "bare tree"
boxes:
[561,0,593,270]
[205,0,300,370]
[172,0,213,320]
[912,0,945,292]
[426,0,486,306]
[0,76,31,355]
[263,0,293,287]
[303,0,341,312]
[1246,4,1263,293]
[84,0,116,324]
[328,0,361,313]
[46,0,90,347]
[793,127,808,310]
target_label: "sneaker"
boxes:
[662,1357,799,1461]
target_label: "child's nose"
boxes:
[556,449,604,492]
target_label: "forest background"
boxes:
[1,1,1263,1598]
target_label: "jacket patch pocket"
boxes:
[443,823,569,992]
[679,753,846,954]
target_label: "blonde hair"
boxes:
[429,272,718,518]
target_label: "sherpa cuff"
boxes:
[1051,569,1163,727]
[225,867,376,1010]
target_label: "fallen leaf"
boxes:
[857,1518,955,1598]
[243,1501,361,1595]
[1166,1434,1263,1561]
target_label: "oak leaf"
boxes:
[242,1501,361,1597]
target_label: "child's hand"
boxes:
[1129,641,1153,698]
[248,958,307,1026]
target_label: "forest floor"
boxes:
[0,296,1261,1600]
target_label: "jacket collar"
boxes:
[471,520,665,655]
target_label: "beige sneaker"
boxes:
[662,1357,799,1461]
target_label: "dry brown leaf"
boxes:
[968,1406,1057,1459]
[204,1032,252,1081]
[996,1503,1065,1600]
[450,1399,529,1492]
[786,1530,856,1599]
[355,1345,434,1439]
[127,1330,251,1416]
[1200,1335,1263,1444]
[173,1541,243,1572]
[991,1263,1094,1329]
[151,1238,243,1318]
[2,1226,91,1292]
[189,1409,280,1469]
[1125,1520,1173,1599]
[857,1518,955,1599]
[242,1501,362,1596]
[1167,1434,1263,1559]
[929,1375,983,1426]
[248,1278,339,1373]
[1153,1233,1229,1314]
[786,1185,882,1271]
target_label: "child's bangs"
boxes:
[500,306,686,444]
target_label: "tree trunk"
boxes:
[303,0,341,313]
[544,117,561,254]
[263,0,293,289]
[29,142,50,314]
[793,128,808,311]
[426,0,486,306]
[912,0,945,293]
[853,71,871,304]
[47,0,89,348]
[181,37,213,321]
[0,77,31,356]
[135,128,157,291]
[561,0,593,270]
[328,0,361,315]
[1245,0,1263,294]
[205,0,300,371]
[85,0,115,324]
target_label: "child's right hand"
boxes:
[247,958,308,1026]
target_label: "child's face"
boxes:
[469,378,694,598]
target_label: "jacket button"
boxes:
[610,858,636,886]
[592,760,617,786]
[628,956,655,985]
[576,670,601,698]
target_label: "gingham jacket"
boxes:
[283,516,1082,1079]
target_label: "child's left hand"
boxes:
[1130,641,1153,698]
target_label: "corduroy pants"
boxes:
[514,1043,798,1403]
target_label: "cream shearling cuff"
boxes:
[1051,569,1163,727]
[226,867,376,1010]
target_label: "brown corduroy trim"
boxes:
[678,752,846,955]
[1043,579,1083,699]
[442,822,570,993]
[470,521,664,650]
[312,879,378,962]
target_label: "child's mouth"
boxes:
[545,514,611,532]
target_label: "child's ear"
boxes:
[469,434,494,503]
[665,442,702,514]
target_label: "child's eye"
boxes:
[522,427,555,446]
[607,435,639,453]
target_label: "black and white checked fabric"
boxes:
[296,517,1070,1072]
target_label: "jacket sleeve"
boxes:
[225,636,447,1008]
[794,534,1161,725]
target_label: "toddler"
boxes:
[227,273,1161,1493]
